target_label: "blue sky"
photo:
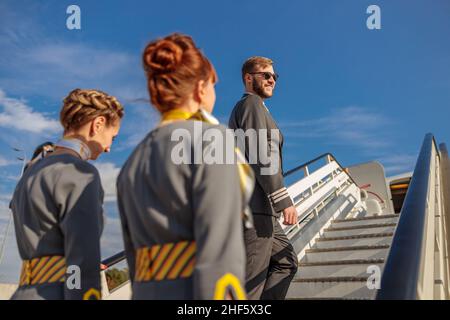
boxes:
[0,0,449,282]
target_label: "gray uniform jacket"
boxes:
[9,154,104,300]
[229,93,293,217]
[116,120,248,300]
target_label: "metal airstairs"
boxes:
[280,153,398,299]
[99,133,450,300]
[286,214,398,299]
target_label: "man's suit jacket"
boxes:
[229,93,293,217]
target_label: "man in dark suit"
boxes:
[229,56,298,300]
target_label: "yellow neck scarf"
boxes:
[160,108,219,125]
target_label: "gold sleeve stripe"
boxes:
[135,241,196,282]
[30,256,50,278]
[179,256,196,278]
[48,267,66,283]
[145,245,162,281]
[38,257,66,284]
[154,241,189,281]
[31,256,61,285]
[138,247,151,281]
[135,248,143,281]
[31,258,39,268]
[135,247,145,281]
[19,263,26,285]
[19,256,66,287]
[149,243,174,277]
[167,242,196,280]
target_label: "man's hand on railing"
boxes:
[282,206,298,225]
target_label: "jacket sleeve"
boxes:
[236,95,293,212]
[191,131,247,300]
[57,164,103,300]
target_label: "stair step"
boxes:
[318,232,394,241]
[299,258,385,266]
[286,278,377,299]
[332,216,398,228]
[306,244,390,253]
[334,214,398,222]
[314,236,392,249]
[326,222,397,231]
[301,246,389,262]
[287,297,371,300]
[294,276,369,282]
[324,226,396,237]
[296,259,384,278]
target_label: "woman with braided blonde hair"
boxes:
[10,88,124,300]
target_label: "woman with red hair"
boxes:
[116,33,254,300]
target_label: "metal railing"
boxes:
[377,133,450,299]
[281,153,358,238]
[283,152,357,186]
[101,251,126,269]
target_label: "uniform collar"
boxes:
[55,138,91,161]
[160,108,219,125]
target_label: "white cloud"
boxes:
[0,89,60,134]
[94,162,121,203]
[0,156,13,167]
[377,154,417,175]
[0,194,11,200]
[279,106,417,176]
[0,3,152,156]
[280,106,393,153]
[8,42,145,100]
[0,30,146,103]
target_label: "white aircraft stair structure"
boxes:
[99,133,450,300]
[284,133,450,299]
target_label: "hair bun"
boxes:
[143,39,183,74]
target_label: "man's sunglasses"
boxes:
[249,72,279,82]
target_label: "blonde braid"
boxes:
[60,89,124,132]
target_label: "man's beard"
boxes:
[252,78,272,99]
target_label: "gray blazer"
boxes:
[229,93,293,217]
[116,120,247,300]
[9,154,104,300]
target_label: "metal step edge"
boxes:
[292,276,369,283]
[305,245,390,253]
[333,214,398,223]
[317,233,394,241]
[299,259,385,267]
[325,223,397,231]
[287,297,373,300]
